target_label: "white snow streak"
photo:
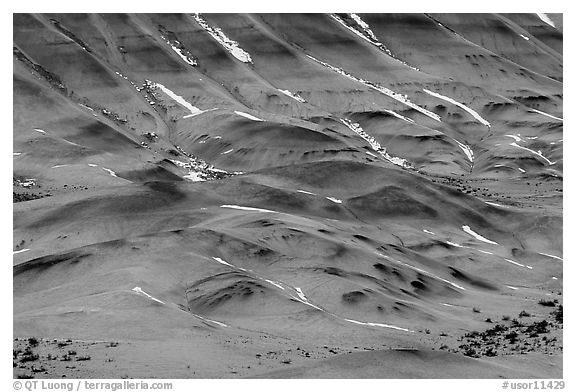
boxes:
[423,89,490,127]
[33,128,46,134]
[423,229,435,235]
[192,313,228,327]
[509,142,556,165]
[297,190,316,195]
[384,109,416,123]
[132,287,165,304]
[234,111,264,121]
[453,139,474,162]
[529,109,563,121]
[519,34,530,41]
[220,205,278,213]
[344,318,412,332]
[13,152,22,156]
[221,149,234,155]
[539,253,563,261]
[331,14,420,72]
[278,89,307,103]
[536,13,556,28]
[151,82,211,118]
[102,168,118,177]
[504,259,533,269]
[340,118,412,168]
[462,225,498,245]
[446,241,464,248]
[326,196,343,204]
[192,14,252,63]
[504,134,523,142]
[13,248,30,255]
[477,250,494,255]
[306,54,441,122]
[160,36,197,66]
[485,201,504,207]
[506,285,519,290]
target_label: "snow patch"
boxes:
[220,205,278,213]
[192,313,228,327]
[423,88,490,127]
[13,248,30,255]
[340,118,412,169]
[221,149,234,155]
[453,139,474,162]
[132,287,165,304]
[504,258,530,269]
[539,253,562,261]
[504,134,523,143]
[278,89,306,103]
[159,35,197,66]
[509,142,556,165]
[446,241,464,248]
[102,168,118,177]
[477,250,494,255]
[485,201,504,207]
[296,190,316,195]
[384,109,415,124]
[519,34,530,41]
[306,55,441,122]
[212,256,235,268]
[13,152,22,156]
[536,13,556,28]
[192,14,253,63]
[234,111,264,121]
[423,229,435,235]
[529,109,563,121]
[150,81,210,118]
[344,318,412,332]
[326,196,342,204]
[506,285,519,290]
[51,164,69,168]
[462,225,498,245]
[33,128,46,134]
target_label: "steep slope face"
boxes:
[13,13,562,379]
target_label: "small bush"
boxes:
[552,305,563,323]
[502,315,511,321]
[76,355,91,361]
[473,307,481,313]
[28,337,39,347]
[519,310,531,318]
[538,299,556,307]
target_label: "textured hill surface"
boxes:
[13,13,562,379]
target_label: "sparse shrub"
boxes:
[60,354,71,362]
[505,331,518,344]
[552,305,563,323]
[502,315,511,321]
[473,307,481,313]
[76,355,91,361]
[20,351,39,363]
[519,310,531,318]
[538,299,556,307]
[67,350,77,356]
[28,337,39,347]
[485,318,493,323]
